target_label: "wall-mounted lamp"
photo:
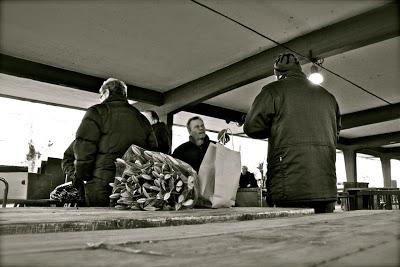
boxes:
[308,50,324,85]
[308,64,324,85]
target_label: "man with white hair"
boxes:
[73,78,158,206]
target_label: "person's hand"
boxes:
[71,173,83,189]
[217,129,230,144]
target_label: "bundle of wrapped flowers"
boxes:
[109,144,199,211]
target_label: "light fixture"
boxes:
[307,50,324,85]
[308,64,324,85]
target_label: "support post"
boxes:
[380,157,392,188]
[343,149,357,183]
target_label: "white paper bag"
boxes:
[198,143,241,208]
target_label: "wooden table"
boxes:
[0,207,314,235]
[1,209,399,267]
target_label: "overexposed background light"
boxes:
[0,96,399,188]
[0,97,84,166]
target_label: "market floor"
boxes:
[1,209,399,267]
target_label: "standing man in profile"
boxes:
[73,78,158,206]
[142,110,172,154]
[244,53,341,213]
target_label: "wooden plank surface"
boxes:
[0,207,314,234]
[1,210,398,267]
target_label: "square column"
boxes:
[380,157,392,188]
[343,149,357,183]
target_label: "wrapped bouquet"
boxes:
[109,144,199,211]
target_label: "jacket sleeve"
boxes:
[61,140,75,180]
[243,86,276,139]
[74,107,102,182]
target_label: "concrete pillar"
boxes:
[380,157,392,188]
[343,149,357,182]
[158,113,168,124]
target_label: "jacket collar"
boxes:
[282,69,307,80]
[103,94,128,103]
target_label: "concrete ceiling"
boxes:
[0,0,399,158]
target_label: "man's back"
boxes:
[73,78,158,207]
[244,69,340,205]
[267,74,340,150]
[90,99,158,179]
[75,96,157,182]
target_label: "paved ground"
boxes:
[1,209,399,267]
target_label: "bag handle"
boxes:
[218,128,235,150]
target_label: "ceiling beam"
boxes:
[0,54,164,106]
[341,103,400,130]
[357,147,400,160]
[185,101,400,130]
[156,3,399,115]
[183,103,246,124]
[0,93,88,111]
[186,105,400,159]
[338,132,400,149]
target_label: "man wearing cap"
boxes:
[244,53,341,213]
[73,78,158,206]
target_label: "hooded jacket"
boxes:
[244,69,341,204]
[74,94,158,184]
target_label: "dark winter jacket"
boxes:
[172,135,214,172]
[244,69,341,204]
[152,122,172,154]
[239,172,258,188]
[61,140,75,182]
[74,94,158,184]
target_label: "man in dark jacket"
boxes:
[73,78,158,206]
[244,53,341,213]
[239,166,258,188]
[142,110,172,154]
[172,116,214,172]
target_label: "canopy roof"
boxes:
[0,0,399,159]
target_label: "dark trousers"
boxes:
[84,179,112,207]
